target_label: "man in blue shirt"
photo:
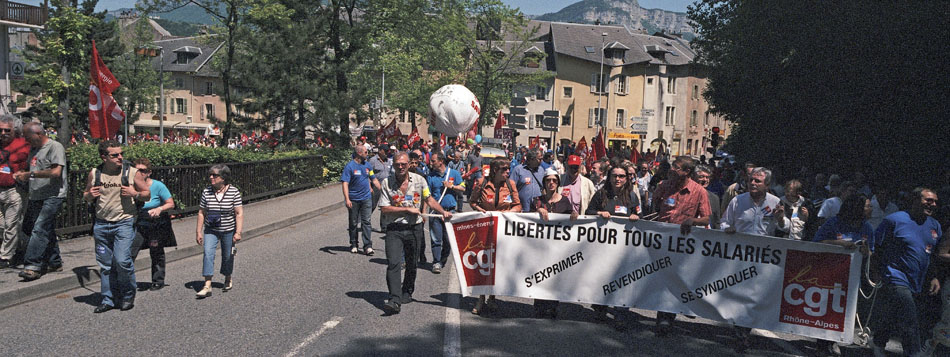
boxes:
[870,188,942,356]
[340,145,381,255]
[426,152,464,274]
[509,149,545,212]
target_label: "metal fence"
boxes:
[56,155,326,237]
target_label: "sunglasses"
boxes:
[107,153,123,158]
[210,173,221,178]
[0,128,11,133]
[614,174,628,178]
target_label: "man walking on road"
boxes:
[82,140,150,313]
[509,149,545,212]
[869,188,941,356]
[378,152,452,314]
[651,156,711,336]
[0,115,29,268]
[15,122,67,281]
[425,152,464,274]
[341,145,381,255]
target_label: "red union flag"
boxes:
[780,250,851,332]
[453,216,498,287]
[88,40,125,139]
[407,127,421,146]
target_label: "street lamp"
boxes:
[136,45,164,143]
[597,32,607,143]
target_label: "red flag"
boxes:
[529,135,539,149]
[575,136,588,156]
[494,110,506,130]
[630,145,643,164]
[241,133,248,145]
[407,127,421,146]
[88,40,125,139]
[439,133,446,148]
[591,131,607,162]
[379,119,400,141]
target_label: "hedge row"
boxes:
[65,143,352,178]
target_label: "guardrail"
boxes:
[1,1,48,27]
[56,155,326,237]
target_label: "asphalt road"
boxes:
[0,206,899,356]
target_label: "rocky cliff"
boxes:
[535,0,695,38]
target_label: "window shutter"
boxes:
[588,108,594,127]
[590,74,597,93]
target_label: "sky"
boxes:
[17,0,694,14]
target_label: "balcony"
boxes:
[0,1,47,29]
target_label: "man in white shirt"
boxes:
[817,181,857,224]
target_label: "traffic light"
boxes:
[711,133,720,148]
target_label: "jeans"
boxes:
[0,187,24,260]
[202,229,234,277]
[347,198,372,249]
[428,209,455,266]
[22,197,63,271]
[131,223,166,284]
[385,224,423,301]
[872,284,924,355]
[93,218,137,306]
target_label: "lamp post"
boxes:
[597,32,607,142]
[136,45,164,143]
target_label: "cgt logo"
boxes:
[454,216,498,287]
[780,250,851,332]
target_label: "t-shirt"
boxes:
[379,172,431,227]
[340,159,375,201]
[199,185,243,232]
[509,164,545,211]
[721,192,786,236]
[812,216,873,244]
[530,195,574,214]
[817,197,842,218]
[143,180,172,210]
[873,211,942,293]
[92,165,140,222]
[561,175,584,214]
[28,139,67,200]
[427,167,463,210]
[368,155,391,183]
[585,188,641,217]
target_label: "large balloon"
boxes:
[429,84,480,136]
[475,135,482,143]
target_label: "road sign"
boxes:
[640,108,654,117]
[509,107,527,116]
[10,62,24,81]
[510,97,528,107]
[542,117,559,128]
[543,110,560,118]
[542,126,558,132]
[630,116,648,133]
[508,115,527,125]
[509,123,527,130]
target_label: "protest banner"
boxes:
[446,212,863,342]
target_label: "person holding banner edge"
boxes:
[470,157,521,315]
[531,167,577,318]
[650,156,711,336]
[379,152,452,315]
[426,151,464,274]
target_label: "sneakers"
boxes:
[46,264,63,273]
[18,269,42,281]
[0,259,11,269]
[383,299,401,314]
[432,263,442,274]
[364,247,374,256]
[350,246,359,254]
[196,286,213,299]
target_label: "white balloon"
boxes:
[428,84,480,136]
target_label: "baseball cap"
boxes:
[567,155,582,166]
[543,167,560,181]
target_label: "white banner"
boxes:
[446,212,863,342]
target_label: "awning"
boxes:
[133,119,213,131]
[607,132,640,140]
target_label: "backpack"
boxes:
[471,178,516,209]
[87,160,138,220]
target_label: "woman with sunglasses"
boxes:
[530,167,577,318]
[195,164,243,298]
[470,157,520,315]
[131,158,177,290]
[585,164,641,321]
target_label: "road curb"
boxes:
[0,200,342,311]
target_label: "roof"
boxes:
[549,22,695,66]
[150,36,224,75]
[475,40,556,74]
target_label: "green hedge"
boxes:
[66,143,351,178]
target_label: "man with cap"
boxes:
[509,148,546,212]
[560,155,597,216]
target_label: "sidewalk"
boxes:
[0,183,344,310]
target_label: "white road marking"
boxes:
[444,262,461,357]
[285,317,343,357]
[754,328,806,356]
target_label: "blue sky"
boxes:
[17,0,693,15]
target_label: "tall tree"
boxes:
[689,1,950,184]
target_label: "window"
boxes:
[533,114,543,129]
[690,110,697,126]
[687,139,693,155]
[667,77,677,94]
[175,78,184,88]
[616,75,627,95]
[175,98,187,114]
[588,108,606,127]
[616,109,625,128]
[205,103,215,120]
[206,82,214,96]
[561,115,571,126]
[692,84,699,100]
[584,46,595,53]
[176,52,190,64]
[536,86,547,100]
[664,106,675,125]
[704,111,710,126]
[647,78,654,85]
[563,86,573,98]
[590,73,608,93]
